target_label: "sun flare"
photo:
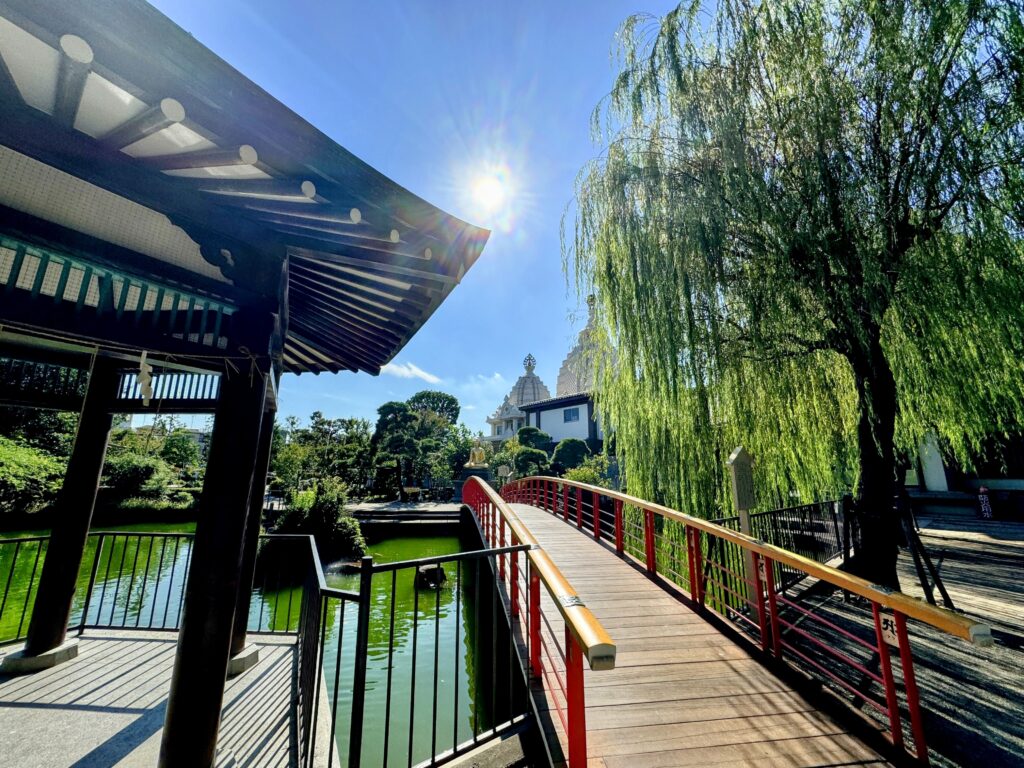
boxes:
[472,170,508,214]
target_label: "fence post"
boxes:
[562,484,569,521]
[565,627,587,767]
[499,517,507,581]
[576,488,583,529]
[691,527,704,604]
[894,612,928,762]
[871,603,905,750]
[528,563,541,677]
[763,556,782,657]
[751,553,770,652]
[349,556,374,767]
[644,509,656,574]
[592,491,601,540]
[78,533,105,635]
[510,542,519,619]
[614,499,624,554]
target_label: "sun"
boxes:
[472,170,508,214]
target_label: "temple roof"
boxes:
[487,354,551,423]
[0,0,488,375]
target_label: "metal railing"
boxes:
[0,531,323,646]
[463,476,616,768]
[504,476,992,765]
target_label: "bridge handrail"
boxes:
[514,476,990,646]
[463,475,616,670]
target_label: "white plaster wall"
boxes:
[535,405,592,443]
[918,433,948,492]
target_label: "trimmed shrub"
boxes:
[514,447,549,476]
[552,438,590,473]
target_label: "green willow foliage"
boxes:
[568,0,1024,521]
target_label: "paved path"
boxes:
[0,631,295,767]
[511,503,890,768]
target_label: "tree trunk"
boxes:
[848,330,902,589]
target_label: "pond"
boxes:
[322,534,496,767]
[0,526,510,767]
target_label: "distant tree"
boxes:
[552,438,590,474]
[371,401,420,499]
[160,429,200,478]
[571,0,1024,586]
[564,454,613,489]
[517,426,552,451]
[407,390,460,425]
[104,452,174,500]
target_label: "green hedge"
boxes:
[0,436,65,514]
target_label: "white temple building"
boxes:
[483,353,551,446]
[485,302,603,449]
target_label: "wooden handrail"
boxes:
[516,476,992,646]
[464,476,617,670]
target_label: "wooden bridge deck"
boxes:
[511,503,890,768]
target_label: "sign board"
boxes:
[727,446,756,512]
[879,612,898,646]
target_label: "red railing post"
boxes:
[510,540,519,619]
[751,553,770,652]
[592,491,601,540]
[528,564,541,677]
[763,556,782,657]
[499,516,507,581]
[614,499,624,554]
[564,627,587,767]
[562,484,569,521]
[894,612,928,763]
[872,603,905,749]
[576,488,583,529]
[643,509,656,574]
[691,526,704,604]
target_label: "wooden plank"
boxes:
[511,502,889,767]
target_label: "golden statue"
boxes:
[465,440,487,468]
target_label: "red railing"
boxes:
[461,477,615,767]
[503,476,992,765]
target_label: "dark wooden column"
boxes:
[24,355,120,656]
[229,405,276,657]
[159,362,269,767]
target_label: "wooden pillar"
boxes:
[159,362,269,768]
[23,356,120,657]
[229,406,276,658]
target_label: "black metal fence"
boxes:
[749,501,843,590]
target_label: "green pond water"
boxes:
[0,527,496,767]
[323,535,492,767]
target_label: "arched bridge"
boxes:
[462,476,991,768]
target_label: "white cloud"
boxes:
[381,361,442,384]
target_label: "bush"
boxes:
[117,494,195,512]
[564,454,613,488]
[514,447,549,476]
[0,436,64,514]
[274,478,366,561]
[104,452,174,499]
[552,439,590,473]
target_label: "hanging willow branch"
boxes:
[566,0,1024,581]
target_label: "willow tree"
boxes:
[569,0,1024,586]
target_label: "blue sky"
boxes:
[150,0,676,433]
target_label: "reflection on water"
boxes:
[323,536,486,767]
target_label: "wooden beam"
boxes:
[292,250,450,295]
[290,317,383,373]
[197,178,317,199]
[288,288,407,348]
[288,244,457,287]
[145,144,258,171]
[289,258,432,311]
[99,97,185,149]
[0,47,21,102]
[53,35,93,129]
[273,222,440,265]
[0,103,278,260]
[288,265,426,324]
